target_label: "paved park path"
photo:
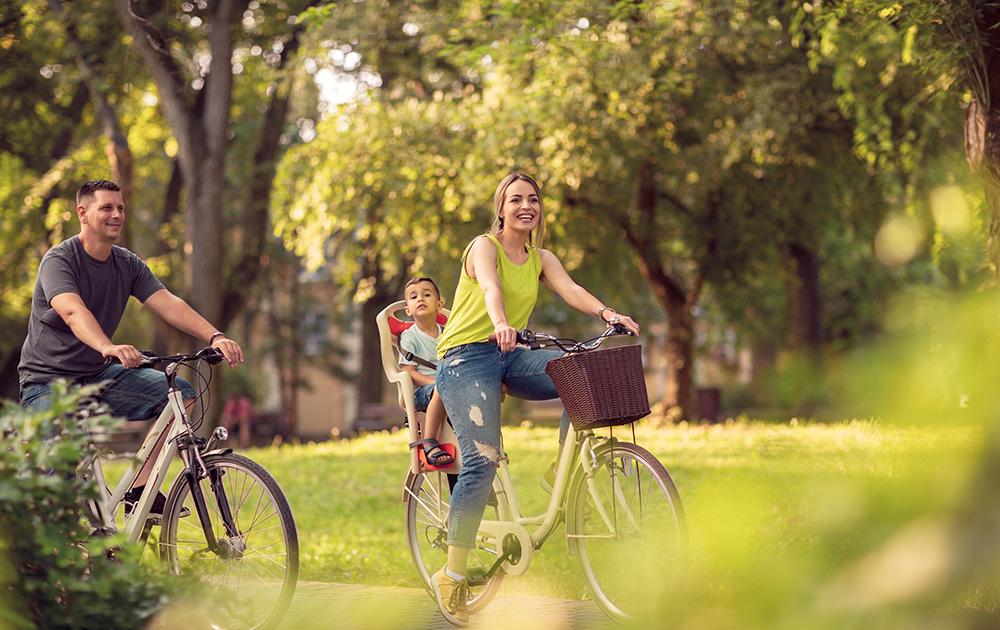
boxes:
[277,581,619,630]
[275,582,964,630]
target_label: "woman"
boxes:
[431,172,640,624]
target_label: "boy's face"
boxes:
[404,280,443,318]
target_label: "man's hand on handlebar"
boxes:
[101,343,144,369]
[105,346,238,368]
[210,336,245,368]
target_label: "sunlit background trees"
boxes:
[0,0,990,427]
[6,1,1000,627]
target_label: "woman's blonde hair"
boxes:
[488,172,546,249]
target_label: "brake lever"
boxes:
[611,323,634,336]
[104,352,156,367]
[197,346,226,365]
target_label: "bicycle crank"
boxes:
[472,533,522,585]
[478,519,532,576]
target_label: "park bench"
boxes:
[355,402,406,433]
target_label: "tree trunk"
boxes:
[48,0,134,248]
[663,298,695,420]
[787,242,824,349]
[0,331,26,400]
[965,98,1000,281]
[220,16,309,329]
[182,166,225,328]
[359,291,397,407]
[963,0,1000,280]
[355,240,408,412]
[786,241,826,412]
[617,160,700,421]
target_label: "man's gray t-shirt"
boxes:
[18,235,164,385]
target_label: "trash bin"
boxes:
[696,388,721,423]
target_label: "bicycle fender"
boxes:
[202,447,234,458]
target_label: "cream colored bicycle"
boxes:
[402,325,688,623]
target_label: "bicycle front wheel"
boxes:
[403,470,504,614]
[566,440,687,622]
[161,453,299,630]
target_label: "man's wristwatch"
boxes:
[209,331,227,344]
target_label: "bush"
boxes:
[0,382,198,629]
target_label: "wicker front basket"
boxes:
[545,344,650,430]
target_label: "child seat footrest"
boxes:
[408,438,457,470]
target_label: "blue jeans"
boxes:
[20,364,195,422]
[413,384,435,412]
[436,342,566,549]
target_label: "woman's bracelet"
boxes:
[598,306,617,322]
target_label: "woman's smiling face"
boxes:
[500,179,541,233]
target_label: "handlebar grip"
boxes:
[104,352,156,367]
[488,330,535,345]
[197,346,226,365]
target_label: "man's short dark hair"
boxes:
[405,276,440,299]
[77,180,120,206]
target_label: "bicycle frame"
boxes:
[415,326,643,578]
[474,424,617,577]
[80,358,223,545]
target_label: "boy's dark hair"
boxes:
[77,180,120,206]
[405,276,440,299]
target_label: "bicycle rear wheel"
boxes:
[403,470,504,614]
[161,453,298,630]
[566,440,687,622]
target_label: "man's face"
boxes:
[79,189,125,243]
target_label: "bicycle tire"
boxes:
[403,470,504,613]
[161,452,299,630]
[566,440,687,622]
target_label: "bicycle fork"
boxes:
[180,446,244,559]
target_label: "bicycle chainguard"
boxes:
[473,533,522,584]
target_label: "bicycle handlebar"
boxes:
[489,323,634,353]
[105,347,226,367]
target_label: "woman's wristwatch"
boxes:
[598,307,617,323]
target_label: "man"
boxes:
[18,179,244,515]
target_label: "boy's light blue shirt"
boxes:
[399,323,443,378]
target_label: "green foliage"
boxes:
[0,383,195,629]
[273,95,489,300]
[232,416,984,627]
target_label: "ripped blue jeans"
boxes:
[436,342,565,549]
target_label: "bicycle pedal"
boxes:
[143,505,191,525]
[466,567,490,586]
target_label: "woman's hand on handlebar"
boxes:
[493,322,518,352]
[606,313,640,336]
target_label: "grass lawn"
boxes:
[109,418,985,628]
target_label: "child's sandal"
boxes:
[409,438,455,467]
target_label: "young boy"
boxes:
[399,276,454,467]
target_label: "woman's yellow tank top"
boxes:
[437,234,541,358]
